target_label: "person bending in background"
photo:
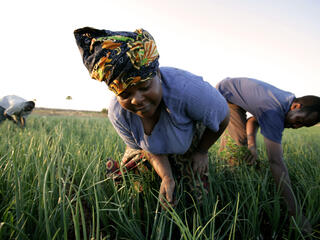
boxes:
[216,77,320,232]
[74,27,229,206]
[0,95,35,128]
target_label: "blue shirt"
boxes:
[216,77,295,143]
[108,67,229,154]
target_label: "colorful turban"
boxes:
[74,27,159,95]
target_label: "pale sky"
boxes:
[1,0,319,111]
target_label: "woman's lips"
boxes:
[135,104,149,113]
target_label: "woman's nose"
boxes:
[131,91,144,105]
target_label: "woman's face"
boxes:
[116,72,162,119]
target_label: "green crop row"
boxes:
[0,115,319,239]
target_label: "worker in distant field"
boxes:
[0,95,35,128]
[216,77,320,233]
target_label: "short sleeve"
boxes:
[108,99,141,150]
[259,110,284,143]
[185,80,229,132]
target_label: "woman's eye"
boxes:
[140,83,150,91]
[119,92,130,99]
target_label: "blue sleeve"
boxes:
[185,80,229,132]
[259,110,284,143]
[108,99,141,150]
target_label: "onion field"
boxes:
[0,115,319,239]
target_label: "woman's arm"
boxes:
[146,152,176,207]
[121,146,176,207]
[196,113,230,154]
[192,113,229,175]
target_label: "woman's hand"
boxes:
[192,151,209,175]
[145,153,176,208]
[159,176,176,208]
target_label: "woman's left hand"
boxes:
[191,151,209,175]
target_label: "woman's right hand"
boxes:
[159,176,176,208]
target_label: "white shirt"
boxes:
[0,95,32,117]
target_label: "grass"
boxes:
[0,115,319,239]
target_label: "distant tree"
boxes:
[101,108,108,114]
[66,96,72,100]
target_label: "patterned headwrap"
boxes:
[74,27,159,95]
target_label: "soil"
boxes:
[32,107,107,118]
